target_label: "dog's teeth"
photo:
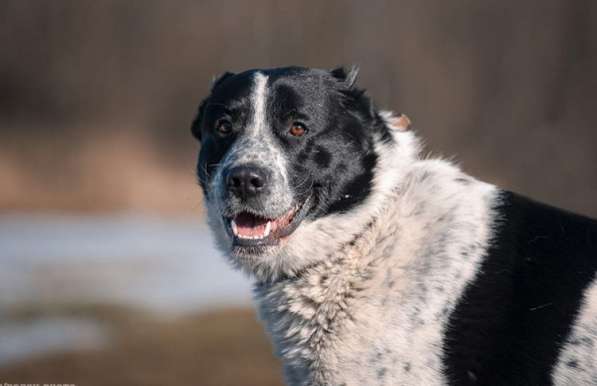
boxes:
[230,217,271,240]
[264,221,271,237]
[231,219,239,236]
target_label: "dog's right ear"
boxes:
[191,72,236,141]
[330,65,359,88]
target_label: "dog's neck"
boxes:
[254,191,400,385]
[253,130,499,385]
[254,128,417,384]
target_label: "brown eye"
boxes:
[216,119,232,136]
[289,122,307,137]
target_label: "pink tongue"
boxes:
[235,213,268,237]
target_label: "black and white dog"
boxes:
[191,66,597,386]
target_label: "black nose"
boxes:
[226,165,268,199]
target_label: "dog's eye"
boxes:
[215,119,232,136]
[289,122,307,137]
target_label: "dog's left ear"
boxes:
[330,65,359,88]
[211,71,235,91]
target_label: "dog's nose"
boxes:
[226,165,268,199]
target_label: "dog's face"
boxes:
[192,66,397,279]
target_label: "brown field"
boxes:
[0,307,284,386]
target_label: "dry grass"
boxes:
[0,131,203,215]
[0,307,284,386]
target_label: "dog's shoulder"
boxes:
[444,190,597,384]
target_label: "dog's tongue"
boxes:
[233,212,269,238]
[231,208,298,239]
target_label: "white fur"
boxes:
[252,116,499,385]
[552,276,597,385]
[250,73,268,137]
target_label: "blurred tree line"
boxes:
[0,0,595,215]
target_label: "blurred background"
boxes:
[0,1,595,385]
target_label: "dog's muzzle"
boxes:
[219,163,311,248]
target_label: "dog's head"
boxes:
[192,66,418,280]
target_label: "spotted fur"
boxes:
[191,66,597,385]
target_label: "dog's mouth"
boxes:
[225,196,311,249]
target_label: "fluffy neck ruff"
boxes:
[254,174,406,385]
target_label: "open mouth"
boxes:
[225,196,311,247]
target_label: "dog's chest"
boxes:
[257,261,451,386]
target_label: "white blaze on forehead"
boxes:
[249,72,269,136]
[245,71,289,185]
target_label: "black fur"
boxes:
[444,191,597,385]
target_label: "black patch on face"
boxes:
[191,71,255,198]
[313,146,331,168]
[443,191,597,385]
[191,66,393,219]
[266,70,387,217]
[324,152,377,214]
[191,71,236,142]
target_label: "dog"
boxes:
[191,66,597,385]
